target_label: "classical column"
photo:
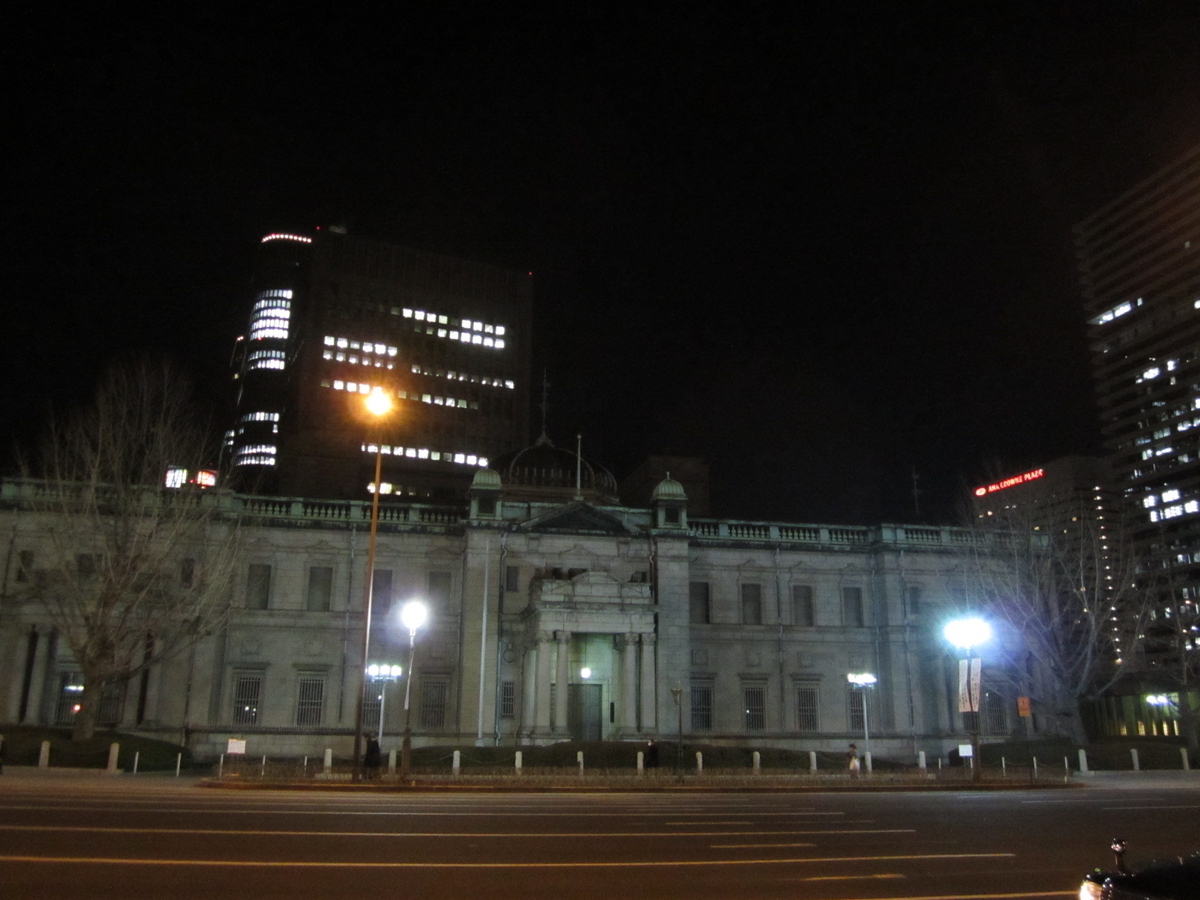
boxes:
[533,631,554,737]
[521,639,538,738]
[554,630,571,735]
[22,627,50,724]
[620,633,638,732]
[639,633,657,733]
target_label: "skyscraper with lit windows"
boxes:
[226,229,532,502]
[1076,142,1200,679]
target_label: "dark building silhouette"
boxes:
[225,230,533,502]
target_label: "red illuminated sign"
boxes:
[973,468,1045,497]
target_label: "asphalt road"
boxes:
[1,774,1198,900]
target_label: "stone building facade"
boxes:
[0,473,1006,762]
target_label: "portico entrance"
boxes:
[568,682,603,740]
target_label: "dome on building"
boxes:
[471,467,503,489]
[651,473,687,502]
[491,433,620,504]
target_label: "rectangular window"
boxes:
[295,676,325,727]
[984,691,1007,735]
[371,569,393,615]
[690,681,714,731]
[689,582,711,624]
[54,673,123,727]
[743,684,766,732]
[232,674,263,726]
[505,566,520,592]
[247,564,272,610]
[307,566,334,612]
[792,584,815,626]
[420,679,448,729]
[363,683,382,730]
[848,686,866,731]
[842,586,864,627]
[500,681,516,719]
[741,583,763,625]
[796,685,820,731]
[906,585,922,617]
[16,549,34,583]
[428,571,453,606]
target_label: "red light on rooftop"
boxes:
[973,468,1046,497]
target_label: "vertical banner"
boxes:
[958,658,982,713]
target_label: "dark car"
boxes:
[1080,840,1200,900]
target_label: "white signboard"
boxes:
[226,739,247,755]
[958,743,973,758]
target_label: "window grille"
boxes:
[420,680,448,729]
[233,674,263,726]
[690,681,714,731]
[796,685,820,731]
[848,686,866,731]
[744,684,766,731]
[500,681,516,719]
[296,677,325,727]
[363,685,382,730]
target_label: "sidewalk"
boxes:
[1078,769,1200,790]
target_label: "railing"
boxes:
[687,520,977,549]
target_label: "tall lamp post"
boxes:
[366,663,403,744]
[670,685,683,775]
[846,672,877,765]
[943,617,992,782]
[399,599,428,780]
[353,387,393,783]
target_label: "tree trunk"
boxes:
[71,685,99,742]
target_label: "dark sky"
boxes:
[6,4,1200,524]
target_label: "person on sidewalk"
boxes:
[846,742,860,778]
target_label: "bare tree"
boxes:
[956,487,1147,746]
[17,358,239,740]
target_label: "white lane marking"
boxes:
[0,824,914,838]
[0,803,843,817]
[711,842,815,848]
[0,852,1016,868]
[1102,804,1200,810]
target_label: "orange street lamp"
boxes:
[353,387,393,783]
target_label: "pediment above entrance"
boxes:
[519,501,633,536]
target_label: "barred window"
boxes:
[233,674,263,726]
[796,685,820,731]
[296,677,325,727]
[848,686,867,731]
[363,684,383,730]
[54,671,120,726]
[741,583,763,625]
[307,566,333,612]
[744,684,766,731]
[983,691,1008,735]
[690,681,714,731]
[247,564,271,610]
[420,679,448,728]
[500,681,516,719]
[792,585,815,626]
[689,582,711,624]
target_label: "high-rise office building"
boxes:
[1075,143,1200,680]
[225,230,533,502]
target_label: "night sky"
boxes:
[7,4,1200,524]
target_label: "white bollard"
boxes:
[864,751,873,774]
[1002,757,1007,776]
[938,758,943,771]
[695,751,703,774]
[1032,756,1038,779]
[1181,747,1190,771]
[1064,757,1070,782]
[219,753,225,778]
[453,750,461,775]
[918,750,926,771]
[752,751,760,773]
[1131,748,1140,771]
[260,754,267,778]
[388,748,396,774]
[1078,749,1089,775]
[637,751,644,774]
[808,750,817,774]
[323,748,333,775]
[515,750,522,774]
[107,743,120,774]
[133,751,140,775]
[176,752,182,777]
[577,751,584,774]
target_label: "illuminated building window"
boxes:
[249,291,292,341]
[248,349,286,371]
[1163,489,1181,502]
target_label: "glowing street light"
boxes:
[943,616,992,781]
[353,387,394,783]
[365,663,403,744]
[399,599,428,780]
[846,672,878,764]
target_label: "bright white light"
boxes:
[943,617,992,650]
[401,600,428,634]
[580,667,592,679]
[846,672,877,686]
[365,386,393,417]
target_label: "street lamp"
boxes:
[365,663,403,744]
[943,616,992,782]
[846,672,877,764]
[399,599,428,780]
[353,387,393,783]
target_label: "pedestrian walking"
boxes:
[364,734,382,779]
[846,742,860,778]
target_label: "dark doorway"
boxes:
[568,683,603,740]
